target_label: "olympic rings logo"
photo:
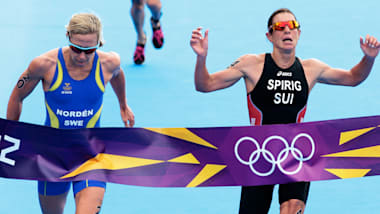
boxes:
[234,133,315,177]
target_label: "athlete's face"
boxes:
[266,12,301,52]
[68,33,98,67]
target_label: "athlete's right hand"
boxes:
[190,27,208,57]
[360,35,380,59]
[121,105,135,127]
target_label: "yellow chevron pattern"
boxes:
[186,164,226,187]
[168,153,200,164]
[60,153,164,179]
[144,128,217,149]
[325,168,371,179]
[339,127,376,145]
[322,145,380,157]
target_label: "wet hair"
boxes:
[267,8,298,34]
[66,13,104,47]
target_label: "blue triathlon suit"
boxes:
[38,48,106,196]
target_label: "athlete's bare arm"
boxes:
[7,53,56,121]
[303,35,379,89]
[100,51,135,127]
[190,27,263,92]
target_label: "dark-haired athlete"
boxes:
[7,13,134,214]
[190,8,379,214]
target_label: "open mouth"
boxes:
[283,38,293,42]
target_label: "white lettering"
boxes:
[273,93,294,104]
[267,79,274,90]
[267,79,302,91]
[274,93,281,104]
[274,80,282,90]
[294,81,301,91]
[284,80,291,90]
[277,71,292,77]
[56,109,94,118]
[0,135,21,166]
[64,120,84,127]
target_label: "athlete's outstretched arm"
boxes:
[108,55,135,127]
[317,35,380,86]
[7,57,46,120]
[190,27,245,92]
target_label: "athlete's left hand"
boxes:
[121,105,135,127]
[360,35,380,59]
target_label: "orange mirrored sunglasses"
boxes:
[269,20,300,33]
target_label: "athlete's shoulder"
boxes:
[97,50,120,62]
[97,50,121,73]
[233,53,265,68]
[238,53,265,62]
[29,49,58,76]
[301,58,328,69]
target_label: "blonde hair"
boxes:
[66,13,104,47]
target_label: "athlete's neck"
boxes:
[271,49,296,69]
[63,48,94,80]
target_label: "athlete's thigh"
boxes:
[38,181,71,214]
[38,181,71,195]
[239,185,275,214]
[72,180,106,196]
[74,181,106,214]
[278,181,310,204]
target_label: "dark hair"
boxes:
[267,8,297,34]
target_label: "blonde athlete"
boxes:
[7,13,134,214]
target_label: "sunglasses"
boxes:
[269,20,300,33]
[68,40,99,54]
